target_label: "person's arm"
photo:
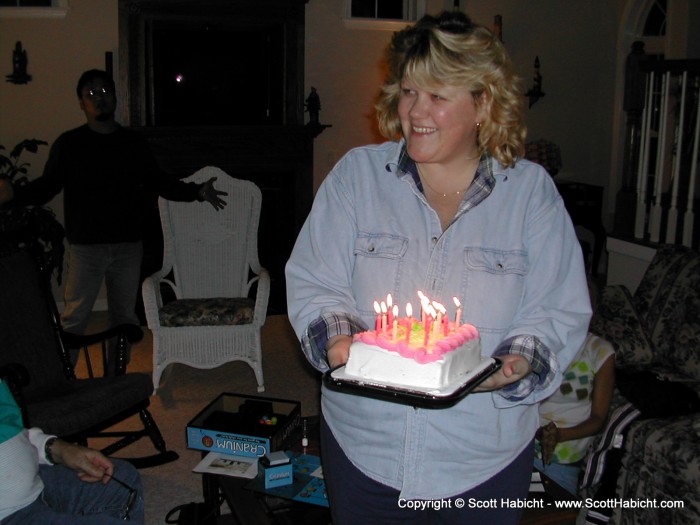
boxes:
[11,136,66,206]
[539,355,615,464]
[286,157,366,370]
[300,312,366,372]
[488,171,591,406]
[134,132,226,209]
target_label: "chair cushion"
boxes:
[590,285,654,366]
[159,298,254,327]
[25,373,154,437]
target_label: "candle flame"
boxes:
[453,297,461,308]
[406,303,412,317]
[374,301,381,314]
[392,304,398,315]
[387,293,393,308]
[381,301,387,314]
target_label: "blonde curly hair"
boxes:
[376,12,526,168]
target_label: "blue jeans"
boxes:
[321,416,535,525]
[0,459,144,525]
[62,242,143,372]
[533,457,580,495]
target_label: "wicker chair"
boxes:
[142,167,269,392]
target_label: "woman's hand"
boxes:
[326,335,353,369]
[474,354,532,392]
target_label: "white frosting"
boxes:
[345,338,482,390]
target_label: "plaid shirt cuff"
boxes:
[301,312,367,372]
[492,335,554,401]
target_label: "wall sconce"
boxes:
[6,41,32,85]
[525,56,545,108]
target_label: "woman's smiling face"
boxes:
[398,78,485,168]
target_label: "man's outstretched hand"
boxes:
[199,177,228,210]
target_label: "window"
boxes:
[643,0,666,36]
[345,0,425,30]
[351,0,404,20]
[0,0,68,18]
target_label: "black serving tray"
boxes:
[323,357,502,409]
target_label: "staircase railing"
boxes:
[621,59,700,248]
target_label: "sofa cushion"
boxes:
[614,416,700,524]
[590,285,654,366]
[159,297,254,327]
[633,245,698,324]
[643,252,700,378]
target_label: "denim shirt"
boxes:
[286,141,591,500]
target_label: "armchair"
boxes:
[585,244,700,524]
[0,249,178,468]
[142,167,269,392]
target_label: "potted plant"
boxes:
[0,139,65,283]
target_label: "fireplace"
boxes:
[119,0,322,314]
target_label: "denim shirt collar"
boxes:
[388,141,496,221]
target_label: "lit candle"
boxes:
[392,304,399,340]
[386,294,394,327]
[433,301,443,328]
[405,303,413,343]
[453,297,462,328]
[417,291,427,324]
[424,317,432,347]
[381,301,388,333]
[436,303,448,336]
[374,301,382,333]
[425,304,437,340]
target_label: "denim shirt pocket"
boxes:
[462,248,529,332]
[352,232,408,316]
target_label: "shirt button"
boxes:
[432,237,438,244]
[368,245,375,252]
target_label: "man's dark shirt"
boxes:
[14,125,200,244]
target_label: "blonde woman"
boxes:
[286,11,590,524]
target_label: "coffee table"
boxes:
[202,415,578,525]
[202,416,331,525]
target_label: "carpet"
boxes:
[78,314,321,525]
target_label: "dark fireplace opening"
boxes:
[255,170,301,315]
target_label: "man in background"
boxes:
[0,69,227,372]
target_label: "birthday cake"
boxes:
[344,294,482,390]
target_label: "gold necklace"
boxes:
[421,175,470,198]
[417,155,481,198]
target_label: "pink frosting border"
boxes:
[353,323,479,364]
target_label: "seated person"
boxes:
[534,332,615,495]
[0,379,144,523]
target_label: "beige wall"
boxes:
[2,0,623,196]
[306,0,620,194]
[3,0,692,303]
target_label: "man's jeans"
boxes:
[62,242,143,373]
[0,459,145,524]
